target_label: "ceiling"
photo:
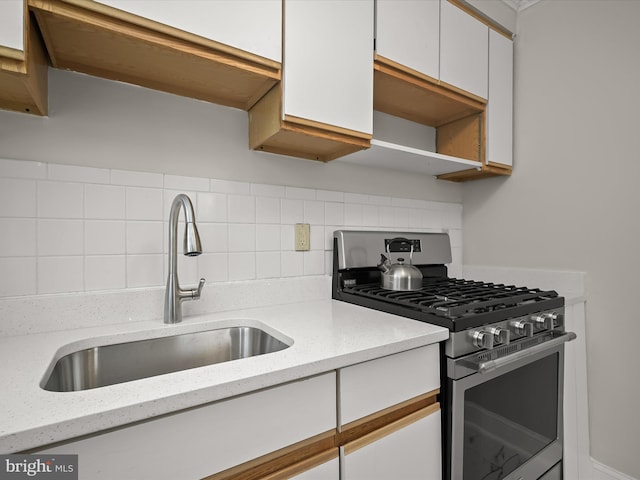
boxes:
[502,0,542,11]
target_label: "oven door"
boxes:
[449,332,575,480]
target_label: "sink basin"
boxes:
[42,326,290,392]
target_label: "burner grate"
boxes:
[343,278,558,320]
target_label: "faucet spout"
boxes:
[164,194,205,324]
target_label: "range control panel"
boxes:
[384,238,421,253]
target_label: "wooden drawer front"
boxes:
[339,345,440,425]
[34,373,337,480]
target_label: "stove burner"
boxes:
[343,278,559,320]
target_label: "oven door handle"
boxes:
[466,331,577,374]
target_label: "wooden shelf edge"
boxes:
[437,164,512,182]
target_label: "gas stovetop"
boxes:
[340,277,562,332]
[332,230,564,334]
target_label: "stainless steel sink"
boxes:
[42,326,290,392]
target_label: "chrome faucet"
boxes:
[164,194,205,324]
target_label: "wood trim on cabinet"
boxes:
[447,0,514,40]
[0,11,49,115]
[338,389,439,447]
[28,0,281,111]
[437,163,511,182]
[249,84,371,162]
[343,402,441,456]
[202,430,338,480]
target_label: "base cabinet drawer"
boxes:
[343,405,442,480]
[31,373,336,480]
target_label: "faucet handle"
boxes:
[193,278,205,299]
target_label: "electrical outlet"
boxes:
[295,223,310,251]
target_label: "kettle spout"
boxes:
[378,254,391,273]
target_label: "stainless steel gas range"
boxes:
[332,230,576,480]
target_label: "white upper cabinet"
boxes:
[487,29,514,167]
[375,0,440,80]
[98,0,282,62]
[283,0,373,135]
[0,0,23,52]
[440,0,489,99]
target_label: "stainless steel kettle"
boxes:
[377,238,423,291]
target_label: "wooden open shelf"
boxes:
[373,55,511,182]
[28,0,281,111]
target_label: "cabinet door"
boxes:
[486,29,513,167]
[343,409,442,480]
[340,345,440,425]
[375,0,440,80]
[283,0,373,135]
[32,373,336,480]
[440,0,489,99]
[0,0,23,52]
[98,0,282,62]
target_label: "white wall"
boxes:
[0,69,464,300]
[0,69,462,203]
[463,1,640,478]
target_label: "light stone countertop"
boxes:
[0,298,448,453]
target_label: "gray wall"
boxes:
[463,1,640,477]
[0,69,461,203]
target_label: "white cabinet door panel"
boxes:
[34,373,336,480]
[340,345,440,425]
[344,410,442,480]
[0,0,23,51]
[99,0,282,62]
[487,29,513,167]
[283,0,373,134]
[376,0,440,80]
[440,0,489,99]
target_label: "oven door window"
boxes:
[463,354,559,480]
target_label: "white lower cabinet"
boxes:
[338,345,443,480]
[343,409,442,480]
[30,345,443,480]
[32,373,337,480]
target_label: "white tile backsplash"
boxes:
[0,218,36,256]
[37,219,84,256]
[38,256,83,294]
[126,187,163,220]
[85,220,126,255]
[228,195,255,223]
[85,184,126,219]
[0,258,36,296]
[37,181,84,219]
[0,160,463,298]
[0,159,46,179]
[0,179,36,218]
[48,164,110,184]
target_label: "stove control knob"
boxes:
[532,314,554,331]
[510,319,534,337]
[488,326,510,345]
[470,330,494,350]
[545,312,563,328]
